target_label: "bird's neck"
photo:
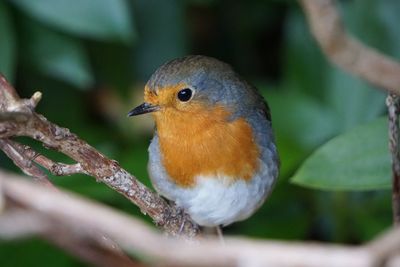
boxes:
[153,106,260,187]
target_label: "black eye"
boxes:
[177,88,193,102]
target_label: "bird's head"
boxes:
[128,55,258,121]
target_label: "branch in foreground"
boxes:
[0,209,140,267]
[0,170,385,267]
[0,75,199,237]
[4,170,400,266]
[300,0,400,95]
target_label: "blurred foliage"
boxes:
[0,0,398,265]
[13,0,134,41]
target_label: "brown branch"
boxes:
[1,138,86,177]
[387,94,400,225]
[0,208,140,267]
[47,233,143,267]
[7,169,400,266]
[0,75,199,237]
[0,138,55,188]
[0,139,138,267]
[36,159,84,176]
[50,238,143,267]
[367,222,400,266]
[300,0,400,95]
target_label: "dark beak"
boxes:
[127,102,160,117]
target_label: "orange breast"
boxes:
[154,105,260,187]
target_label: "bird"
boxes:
[128,55,279,229]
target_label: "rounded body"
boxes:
[148,110,279,227]
[130,55,280,227]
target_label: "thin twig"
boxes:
[0,139,54,188]
[387,94,400,225]
[2,139,85,176]
[300,0,400,95]
[37,159,85,176]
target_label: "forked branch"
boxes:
[0,75,199,237]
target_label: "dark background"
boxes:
[0,0,398,266]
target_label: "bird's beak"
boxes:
[127,102,160,117]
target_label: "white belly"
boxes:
[147,135,278,227]
[175,164,273,226]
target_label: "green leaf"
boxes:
[11,0,134,42]
[21,20,93,89]
[0,2,16,81]
[291,118,391,191]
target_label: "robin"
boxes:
[128,55,279,228]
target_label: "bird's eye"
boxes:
[177,88,193,102]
